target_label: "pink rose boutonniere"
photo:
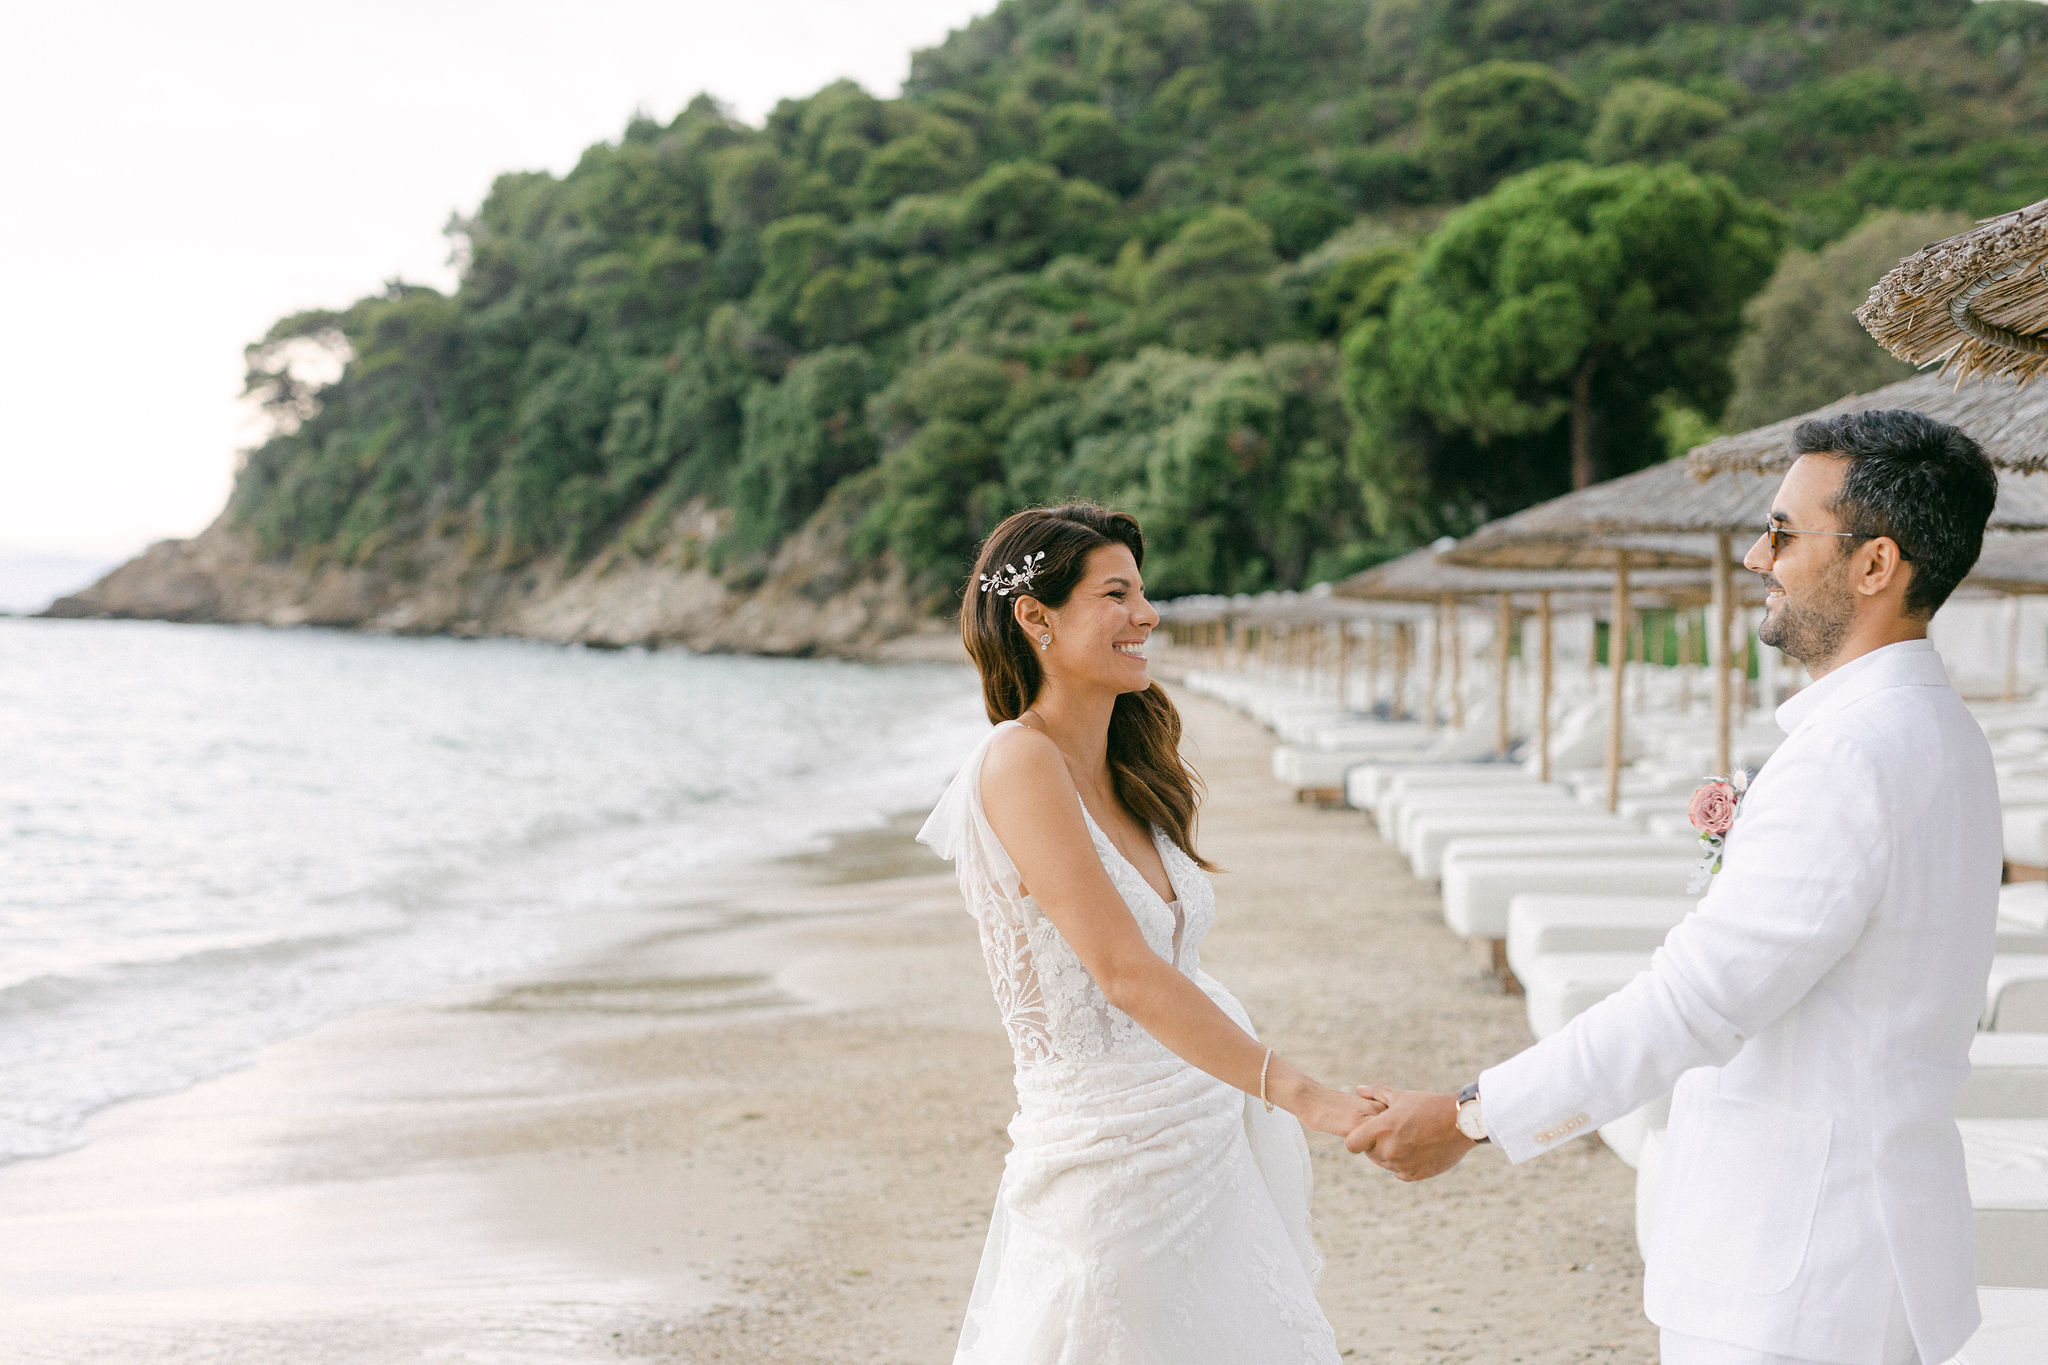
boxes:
[1686,770,1749,894]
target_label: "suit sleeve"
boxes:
[1478,733,1890,1163]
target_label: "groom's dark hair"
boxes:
[1794,408,1997,617]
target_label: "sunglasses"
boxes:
[1762,521,1912,561]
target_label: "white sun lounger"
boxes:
[1615,793,1700,823]
[1962,1118,2048,1289]
[1389,788,1575,847]
[1271,745,1394,795]
[2003,883,2048,931]
[1949,1287,2048,1364]
[1347,761,1539,812]
[1960,1034,2048,1119]
[1986,956,2048,1031]
[1429,833,1696,887]
[1995,883,2048,955]
[1517,950,1653,1040]
[1405,814,1636,881]
[1505,894,1692,979]
[2002,806,2048,870]
[1296,719,1430,750]
[1442,855,1697,943]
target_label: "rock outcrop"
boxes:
[41,512,964,663]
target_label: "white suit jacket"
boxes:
[1480,639,2000,1364]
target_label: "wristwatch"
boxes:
[1455,1082,1490,1144]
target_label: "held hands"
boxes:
[1262,1055,1388,1138]
[1294,1081,1388,1139]
[1345,1087,1474,1181]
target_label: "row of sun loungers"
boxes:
[1178,666,2048,1360]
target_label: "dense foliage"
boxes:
[231,0,2047,600]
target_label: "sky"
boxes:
[0,0,997,561]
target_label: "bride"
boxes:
[919,503,1377,1363]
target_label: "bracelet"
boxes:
[1260,1048,1274,1113]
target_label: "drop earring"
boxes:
[1039,633,1051,651]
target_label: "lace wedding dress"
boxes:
[919,721,1341,1364]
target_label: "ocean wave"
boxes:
[0,620,986,1163]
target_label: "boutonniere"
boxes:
[1686,770,1750,895]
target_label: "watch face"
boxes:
[1456,1101,1485,1140]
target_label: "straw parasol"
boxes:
[1856,198,2048,386]
[1685,371,2048,479]
[1440,460,1780,801]
[1337,540,1717,772]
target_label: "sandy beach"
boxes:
[0,687,1655,1364]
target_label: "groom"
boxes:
[1349,410,2002,1365]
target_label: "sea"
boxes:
[0,617,989,1163]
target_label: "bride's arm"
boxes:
[981,727,1376,1137]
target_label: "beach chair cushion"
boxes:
[1388,787,1573,846]
[1505,894,1693,979]
[1987,956,2048,1031]
[1404,815,1636,880]
[1962,1118,2048,1290]
[1518,949,1654,1040]
[1960,1034,2048,1119]
[2002,806,2048,868]
[1951,1287,2048,1365]
[1442,856,1697,941]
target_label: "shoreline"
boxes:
[0,689,1657,1363]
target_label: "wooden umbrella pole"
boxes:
[1739,615,1755,720]
[1495,594,1513,758]
[1337,622,1354,711]
[1677,609,1694,712]
[1426,602,1444,730]
[1366,621,1382,711]
[1606,551,1632,814]
[1712,534,1733,779]
[1448,594,1466,730]
[1537,591,1554,783]
[1394,620,1412,720]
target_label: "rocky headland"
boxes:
[40,511,963,663]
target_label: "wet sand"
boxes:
[0,689,1654,1363]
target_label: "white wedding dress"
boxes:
[918,721,1341,1364]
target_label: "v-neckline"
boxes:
[1077,800,1188,965]
[1077,801,1181,912]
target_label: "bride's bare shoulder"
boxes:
[980,724,1075,820]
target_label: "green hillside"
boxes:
[230,0,2048,601]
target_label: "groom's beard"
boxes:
[1758,562,1855,669]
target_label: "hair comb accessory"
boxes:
[978,550,1046,597]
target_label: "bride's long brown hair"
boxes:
[961,503,1214,870]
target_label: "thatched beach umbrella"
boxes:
[1340,539,1712,782]
[1441,460,1764,805]
[1685,371,2048,480]
[1856,199,2048,386]
[1452,382,2048,797]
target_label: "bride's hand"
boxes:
[1293,1081,1388,1138]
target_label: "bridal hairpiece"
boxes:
[979,550,1046,597]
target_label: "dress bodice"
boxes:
[918,721,1223,1076]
